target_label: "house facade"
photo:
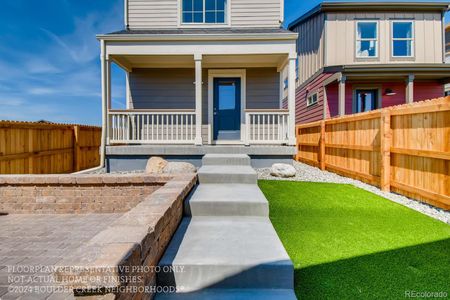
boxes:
[288,2,450,124]
[97,0,299,170]
[446,24,450,95]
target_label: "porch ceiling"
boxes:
[111,54,288,70]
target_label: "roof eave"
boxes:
[337,63,450,74]
[96,32,299,42]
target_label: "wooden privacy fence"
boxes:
[296,96,450,210]
[0,121,101,174]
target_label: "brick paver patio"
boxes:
[0,214,122,300]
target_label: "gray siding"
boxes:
[246,68,280,109]
[129,68,195,109]
[127,0,282,29]
[128,0,178,29]
[290,13,325,85]
[231,0,282,28]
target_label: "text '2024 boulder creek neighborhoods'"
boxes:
[0,0,449,300]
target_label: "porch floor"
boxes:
[106,145,296,156]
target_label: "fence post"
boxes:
[73,126,81,172]
[319,121,326,170]
[380,111,391,192]
[27,129,34,174]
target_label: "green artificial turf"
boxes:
[258,180,450,300]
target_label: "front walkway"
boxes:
[156,154,296,299]
[0,214,121,299]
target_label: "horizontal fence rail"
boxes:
[0,121,101,174]
[295,96,450,210]
[108,110,196,144]
[245,110,289,145]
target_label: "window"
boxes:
[392,21,414,57]
[182,0,226,24]
[307,93,318,107]
[356,21,378,58]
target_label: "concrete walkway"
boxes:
[156,154,296,299]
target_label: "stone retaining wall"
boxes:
[53,173,197,299]
[0,174,169,214]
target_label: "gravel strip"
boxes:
[257,161,450,224]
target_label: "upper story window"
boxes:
[356,21,378,58]
[182,0,227,24]
[392,21,414,57]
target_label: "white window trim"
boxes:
[355,20,379,59]
[391,20,415,58]
[306,92,318,107]
[178,0,231,28]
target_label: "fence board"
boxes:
[296,96,450,210]
[0,121,101,174]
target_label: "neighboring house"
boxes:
[445,24,450,95]
[288,2,450,124]
[97,0,299,170]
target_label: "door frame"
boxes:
[208,69,246,144]
[352,85,383,113]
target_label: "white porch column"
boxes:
[406,74,414,104]
[194,54,203,145]
[101,41,110,147]
[338,75,346,116]
[287,54,297,146]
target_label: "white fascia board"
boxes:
[105,39,297,57]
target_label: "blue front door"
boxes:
[213,78,241,141]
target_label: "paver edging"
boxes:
[53,173,197,299]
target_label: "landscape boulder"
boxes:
[270,163,296,178]
[163,162,197,174]
[145,157,168,174]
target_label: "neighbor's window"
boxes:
[356,21,378,58]
[182,0,226,24]
[307,93,318,107]
[392,21,414,57]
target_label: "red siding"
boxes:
[414,82,444,102]
[295,73,335,124]
[297,77,445,123]
[381,82,406,107]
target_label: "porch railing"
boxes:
[245,110,290,145]
[108,110,196,144]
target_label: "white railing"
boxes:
[245,110,290,145]
[108,110,196,144]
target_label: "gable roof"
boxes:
[288,1,450,29]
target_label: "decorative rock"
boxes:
[163,162,197,174]
[270,163,296,178]
[145,157,168,174]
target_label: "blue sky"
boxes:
[0,0,448,125]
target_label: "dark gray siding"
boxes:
[130,69,195,110]
[246,68,280,109]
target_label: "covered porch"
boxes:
[98,30,298,148]
[325,65,450,117]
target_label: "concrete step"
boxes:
[155,289,297,299]
[157,217,293,292]
[202,154,251,166]
[185,184,269,217]
[197,166,257,184]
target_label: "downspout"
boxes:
[73,40,107,174]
